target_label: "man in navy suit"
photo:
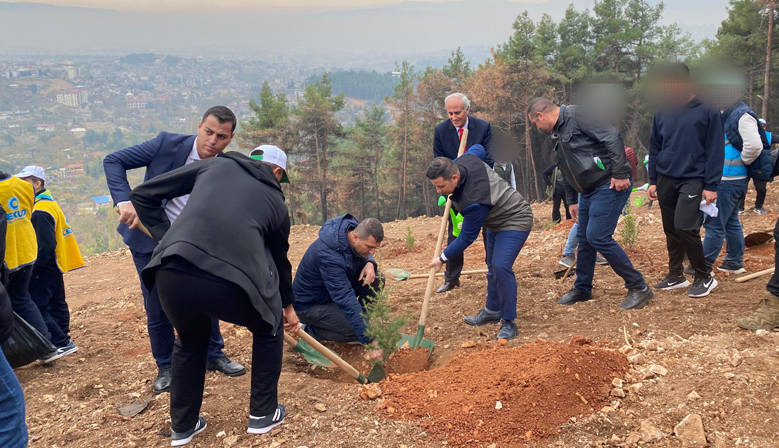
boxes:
[433,93,493,293]
[104,106,245,394]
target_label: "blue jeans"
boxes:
[0,350,27,448]
[575,183,646,294]
[132,252,226,369]
[563,223,579,257]
[484,229,530,321]
[703,179,747,268]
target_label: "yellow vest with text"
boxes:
[0,175,37,271]
[34,190,85,273]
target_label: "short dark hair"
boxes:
[527,97,557,119]
[426,157,459,181]
[202,106,237,133]
[355,218,384,243]
[29,176,44,190]
[650,62,691,82]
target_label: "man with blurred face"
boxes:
[646,62,724,298]
[433,93,493,293]
[103,106,245,395]
[528,97,652,310]
[292,216,385,360]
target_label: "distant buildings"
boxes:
[126,95,170,110]
[36,124,55,132]
[68,127,87,138]
[66,66,80,80]
[56,87,88,107]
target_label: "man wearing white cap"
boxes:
[17,166,84,362]
[250,145,290,184]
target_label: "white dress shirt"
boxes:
[455,116,469,139]
[164,138,201,223]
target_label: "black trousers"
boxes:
[155,258,282,432]
[656,174,710,277]
[552,190,571,223]
[29,268,70,348]
[738,178,768,210]
[766,216,779,296]
[444,217,464,282]
[297,267,383,343]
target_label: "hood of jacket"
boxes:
[319,213,359,254]
[223,152,284,198]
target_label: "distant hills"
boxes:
[0,0,726,68]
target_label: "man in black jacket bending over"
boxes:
[433,92,493,293]
[528,98,653,310]
[130,151,299,445]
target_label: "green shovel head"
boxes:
[398,325,434,356]
[384,268,410,281]
[293,338,335,368]
[367,363,387,383]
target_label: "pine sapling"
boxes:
[361,283,412,366]
[404,225,415,252]
[620,202,640,247]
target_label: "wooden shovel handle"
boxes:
[283,332,298,348]
[407,269,488,280]
[293,330,362,380]
[735,267,775,283]
[559,260,576,284]
[420,128,469,327]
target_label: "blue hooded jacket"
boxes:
[292,214,376,344]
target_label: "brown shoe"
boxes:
[737,291,779,331]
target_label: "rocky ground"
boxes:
[14,189,779,448]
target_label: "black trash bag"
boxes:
[1,313,56,368]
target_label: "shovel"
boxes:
[398,128,470,356]
[286,330,369,384]
[283,333,334,368]
[745,229,774,247]
[385,268,488,282]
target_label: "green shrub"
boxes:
[361,283,412,365]
[543,221,556,230]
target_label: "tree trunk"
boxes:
[374,141,382,221]
[313,119,324,223]
[764,2,774,120]
[321,127,328,223]
[524,89,541,201]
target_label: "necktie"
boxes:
[458,128,464,141]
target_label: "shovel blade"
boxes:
[384,268,410,281]
[367,363,387,383]
[294,338,335,368]
[398,333,434,356]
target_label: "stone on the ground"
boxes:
[612,378,623,388]
[640,419,664,442]
[756,329,769,336]
[314,403,327,413]
[648,364,668,376]
[223,435,238,447]
[730,350,742,367]
[628,383,643,394]
[611,388,626,398]
[625,433,641,445]
[687,391,702,401]
[674,414,707,447]
[627,353,645,365]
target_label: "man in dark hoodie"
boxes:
[646,62,724,298]
[130,150,298,446]
[292,215,384,360]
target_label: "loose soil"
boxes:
[14,191,779,447]
[387,347,430,375]
[378,337,629,447]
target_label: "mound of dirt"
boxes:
[378,337,629,447]
[388,347,429,374]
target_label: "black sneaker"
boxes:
[653,274,690,291]
[753,207,769,215]
[557,288,593,305]
[171,416,207,446]
[248,404,286,434]
[619,287,654,310]
[463,308,501,326]
[717,263,746,274]
[688,276,718,298]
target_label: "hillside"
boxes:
[14,195,779,448]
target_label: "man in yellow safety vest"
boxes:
[17,166,84,362]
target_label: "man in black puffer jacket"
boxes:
[528,98,652,310]
[130,151,299,445]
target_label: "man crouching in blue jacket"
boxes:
[293,215,385,360]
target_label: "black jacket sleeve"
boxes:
[31,210,56,269]
[129,161,204,242]
[560,172,579,205]
[542,165,555,186]
[267,214,295,308]
[578,115,631,179]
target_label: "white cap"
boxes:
[250,145,289,183]
[15,165,46,181]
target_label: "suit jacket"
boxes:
[433,115,493,167]
[103,132,221,254]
